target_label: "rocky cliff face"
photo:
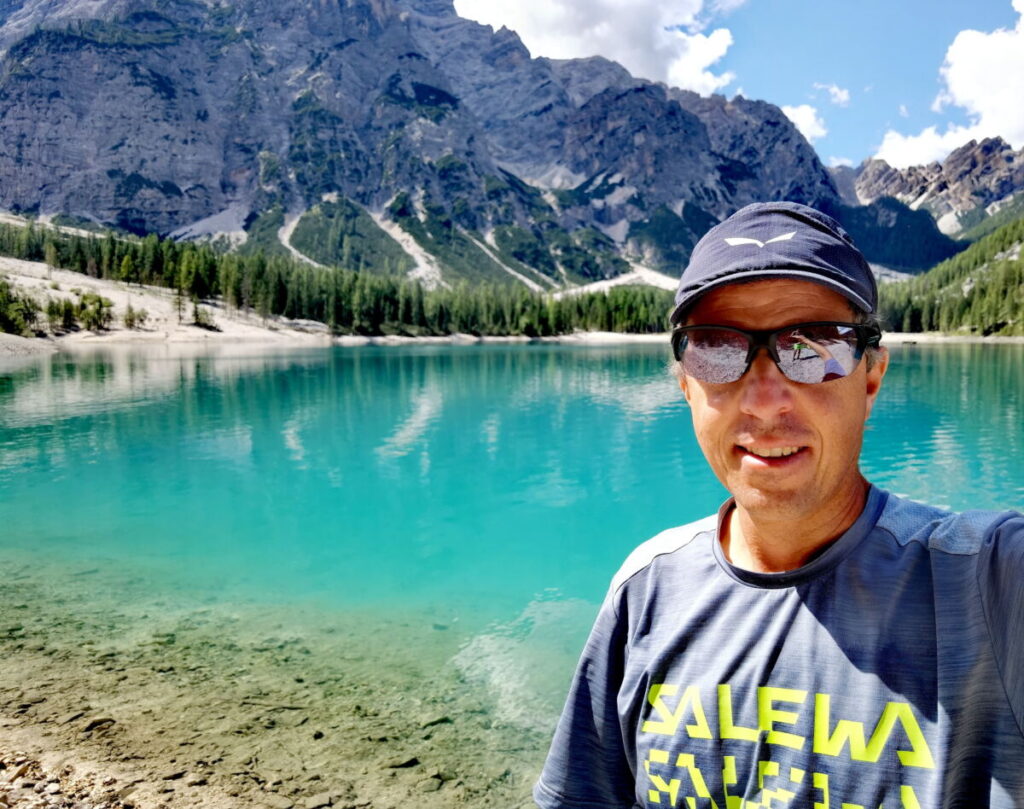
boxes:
[836,138,1024,236]
[0,0,912,287]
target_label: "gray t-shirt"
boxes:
[535,487,1024,808]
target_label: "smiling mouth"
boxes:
[739,445,804,458]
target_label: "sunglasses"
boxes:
[671,321,881,384]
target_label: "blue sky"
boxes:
[453,0,1024,169]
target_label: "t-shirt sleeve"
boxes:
[534,591,636,809]
[822,357,847,381]
[978,511,1024,732]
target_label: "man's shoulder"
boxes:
[608,512,719,597]
[875,488,1023,557]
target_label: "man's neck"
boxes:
[721,478,870,573]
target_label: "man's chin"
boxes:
[731,485,808,519]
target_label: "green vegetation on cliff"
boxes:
[837,198,963,272]
[289,199,413,275]
[387,193,522,285]
[956,193,1024,243]
[879,215,1024,335]
[238,207,288,257]
[627,204,718,269]
[0,221,673,337]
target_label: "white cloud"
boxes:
[452,0,736,95]
[781,104,828,143]
[898,104,909,118]
[666,28,736,94]
[875,126,976,168]
[828,156,855,168]
[875,1,1024,168]
[711,0,750,12]
[813,82,851,107]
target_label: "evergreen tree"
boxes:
[119,253,136,285]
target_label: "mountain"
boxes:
[835,198,962,273]
[0,0,956,288]
[832,137,1024,240]
[878,213,1024,335]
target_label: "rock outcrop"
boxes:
[836,138,1024,235]
[2,0,951,285]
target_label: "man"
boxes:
[534,202,1024,808]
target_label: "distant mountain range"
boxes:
[0,0,1010,289]
[830,137,1024,243]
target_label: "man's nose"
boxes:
[738,349,794,418]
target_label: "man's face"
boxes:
[679,279,888,525]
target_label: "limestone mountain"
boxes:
[832,137,1024,241]
[0,0,954,287]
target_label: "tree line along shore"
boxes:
[0,213,1022,341]
[0,222,672,339]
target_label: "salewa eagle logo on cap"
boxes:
[723,231,797,248]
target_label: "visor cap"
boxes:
[671,201,877,324]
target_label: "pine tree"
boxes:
[119,254,136,285]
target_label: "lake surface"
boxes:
[1,341,1022,734]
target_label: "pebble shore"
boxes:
[0,551,554,809]
[0,751,134,809]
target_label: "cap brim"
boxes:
[670,268,874,325]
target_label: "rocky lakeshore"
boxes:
[0,749,135,809]
[0,551,555,809]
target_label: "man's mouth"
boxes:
[739,445,804,458]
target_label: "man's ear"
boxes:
[678,371,691,402]
[863,347,889,420]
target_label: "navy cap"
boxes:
[670,201,877,324]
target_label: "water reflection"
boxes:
[0,344,702,620]
[0,342,1020,624]
[376,383,443,459]
[865,343,1024,509]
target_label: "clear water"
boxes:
[1,342,1022,727]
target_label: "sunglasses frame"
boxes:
[670,320,882,383]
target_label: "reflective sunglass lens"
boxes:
[675,323,867,385]
[681,328,749,383]
[775,325,860,384]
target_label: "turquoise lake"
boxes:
[1,341,1022,729]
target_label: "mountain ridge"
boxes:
[830,137,1024,239]
[0,0,963,286]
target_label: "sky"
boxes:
[452,0,1024,170]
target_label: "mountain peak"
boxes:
[395,0,457,18]
[840,138,1024,235]
[0,0,863,284]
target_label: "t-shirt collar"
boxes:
[711,485,889,588]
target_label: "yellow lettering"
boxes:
[758,760,779,789]
[866,704,935,769]
[675,752,720,808]
[813,693,868,758]
[719,684,759,742]
[900,785,922,809]
[756,760,797,807]
[645,748,680,805]
[643,684,713,739]
[812,772,829,809]
[757,687,807,750]
[813,695,935,769]
[722,756,743,809]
